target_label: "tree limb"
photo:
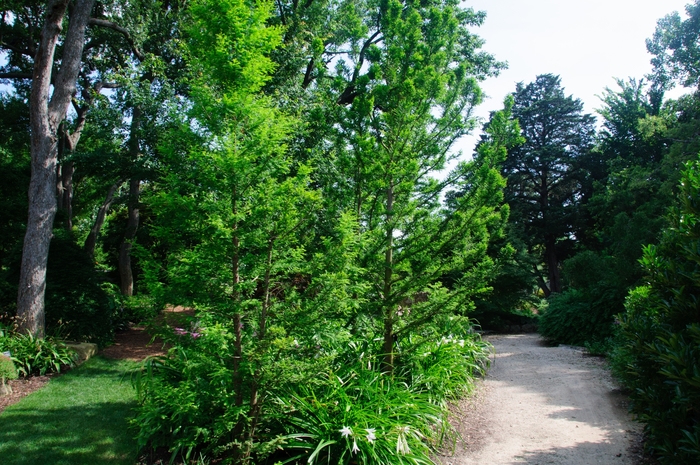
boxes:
[88,18,144,61]
[337,30,382,105]
[0,72,32,79]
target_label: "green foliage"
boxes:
[611,158,700,463]
[0,324,77,376]
[502,74,597,296]
[132,320,338,464]
[0,354,18,382]
[45,230,120,346]
[0,95,30,316]
[647,0,700,90]
[539,290,601,346]
[263,318,491,464]
[275,359,446,465]
[538,251,622,345]
[120,294,160,325]
[557,79,698,350]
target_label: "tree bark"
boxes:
[57,97,95,232]
[118,106,143,296]
[545,234,561,294]
[60,159,74,230]
[382,182,395,374]
[84,180,123,259]
[17,0,95,338]
[118,177,140,296]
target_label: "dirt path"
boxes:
[441,333,641,465]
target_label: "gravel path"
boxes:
[440,333,641,465]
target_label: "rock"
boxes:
[65,342,98,364]
[0,380,11,396]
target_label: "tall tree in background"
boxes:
[647,0,700,91]
[502,74,596,296]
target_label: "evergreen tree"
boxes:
[502,74,596,295]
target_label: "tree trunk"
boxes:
[382,183,395,374]
[60,159,74,230]
[535,266,552,298]
[231,192,244,407]
[17,0,95,338]
[118,106,143,296]
[84,180,123,259]
[545,235,561,294]
[119,177,140,296]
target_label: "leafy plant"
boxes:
[271,323,492,464]
[44,229,121,346]
[0,326,77,376]
[539,251,624,345]
[0,353,18,395]
[274,359,446,465]
[611,158,700,464]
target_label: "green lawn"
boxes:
[0,356,140,465]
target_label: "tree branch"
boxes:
[337,30,382,105]
[0,72,33,79]
[88,18,144,61]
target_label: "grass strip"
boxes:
[0,356,140,465]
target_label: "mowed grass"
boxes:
[0,356,140,465]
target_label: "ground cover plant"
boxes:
[133,316,491,464]
[0,356,140,465]
[0,353,18,395]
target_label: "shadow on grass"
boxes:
[0,356,140,465]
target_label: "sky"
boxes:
[452,0,693,158]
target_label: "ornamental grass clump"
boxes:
[274,352,446,464]
[273,324,492,464]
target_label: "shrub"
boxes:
[539,288,618,346]
[132,315,492,465]
[0,354,18,395]
[132,319,332,464]
[539,251,623,345]
[0,353,18,381]
[45,229,120,346]
[120,294,160,325]
[610,158,700,464]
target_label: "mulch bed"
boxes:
[100,326,167,361]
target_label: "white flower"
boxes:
[396,426,411,455]
[351,439,360,454]
[365,428,377,443]
[339,426,353,438]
